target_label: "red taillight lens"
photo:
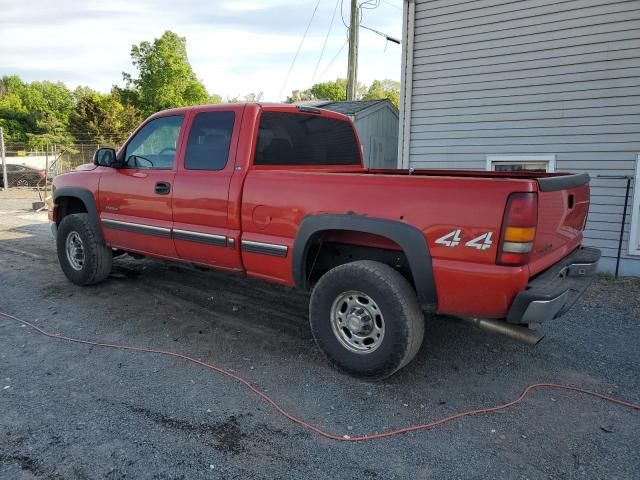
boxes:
[498,192,538,266]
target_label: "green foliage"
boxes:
[309,79,347,101]
[363,79,400,108]
[224,92,264,103]
[0,75,143,148]
[208,93,223,104]
[121,31,210,116]
[69,89,142,147]
[287,78,376,104]
[287,78,360,102]
[0,75,75,146]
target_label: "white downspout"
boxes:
[397,0,415,169]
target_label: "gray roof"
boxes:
[314,99,388,115]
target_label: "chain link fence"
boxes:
[1,142,100,190]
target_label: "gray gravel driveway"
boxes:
[1,193,638,479]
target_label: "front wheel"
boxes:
[56,213,112,285]
[309,260,425,380]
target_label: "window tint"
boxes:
[254,112,360,166]
[124,115,183,170]
[184,111,235,170]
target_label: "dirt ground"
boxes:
[1,189,639,480]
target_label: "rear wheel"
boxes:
[57,213,112,285]
[309,260,424,380]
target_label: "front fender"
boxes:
[53,186,103,243]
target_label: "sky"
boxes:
[0,0,403,101]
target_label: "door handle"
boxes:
[155,182,171,195]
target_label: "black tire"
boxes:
[309,260,424,380]
[56,213,112,285]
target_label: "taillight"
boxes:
[498,192,538,266]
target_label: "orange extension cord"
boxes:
[1,310,638,442]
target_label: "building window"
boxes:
[486,155,556,173]
[629,153,640,256]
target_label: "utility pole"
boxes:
[0,127,7,191]
[346,0,359,101]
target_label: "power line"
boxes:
[340,0,350,29]
[278,0,322,100]
[380,0,401,10]
[318,39,348,81]
[360,0,381,11]
[360,24,401,44]
[312,0,341,85]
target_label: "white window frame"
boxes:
[628,154,640,256]
[486,155,556,173]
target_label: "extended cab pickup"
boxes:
[50,103,600,379]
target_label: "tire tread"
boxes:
[310,260,424,379]
[57,213,112,285]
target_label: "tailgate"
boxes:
[529,173,590,276]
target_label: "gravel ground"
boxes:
[0,191,639,479]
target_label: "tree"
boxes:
[363,79,400,108]
[286,78,368,103]
[286,89,313,103]
[223,92,263,103]
[0,76,30,143]
[0,75,74,146]
[121,31,210,115]
[208,93,223,104]
[309,79,347,101]
[70,89,142,147]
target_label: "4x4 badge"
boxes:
[435,230,493,250]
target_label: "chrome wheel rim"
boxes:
[330,290,385,354]
[65,231,85,271]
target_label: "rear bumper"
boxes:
[507,246,601,325]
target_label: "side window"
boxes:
[184,111,235,170]
[254,112,360,166]
[124,115,183,170]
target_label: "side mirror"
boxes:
[93,148,117,167]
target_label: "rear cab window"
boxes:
[254,111,361,167]
[184,111,235,170]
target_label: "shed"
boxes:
[315,99,399,169]
[398,0,640,275]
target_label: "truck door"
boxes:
[171,107,244,270]
[98,114,184,258]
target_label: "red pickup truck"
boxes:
[50,103,600,379]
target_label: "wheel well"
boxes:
[55,196,87,224]
[304,230,415,289]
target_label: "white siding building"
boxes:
[398,0,640,275]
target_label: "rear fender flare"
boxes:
[292,214,436,307]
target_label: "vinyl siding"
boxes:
[405,0,640,274]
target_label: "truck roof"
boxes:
[148,103,352,122]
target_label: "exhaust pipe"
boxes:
[459,317,544,346]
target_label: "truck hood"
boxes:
[75,163,98,171]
